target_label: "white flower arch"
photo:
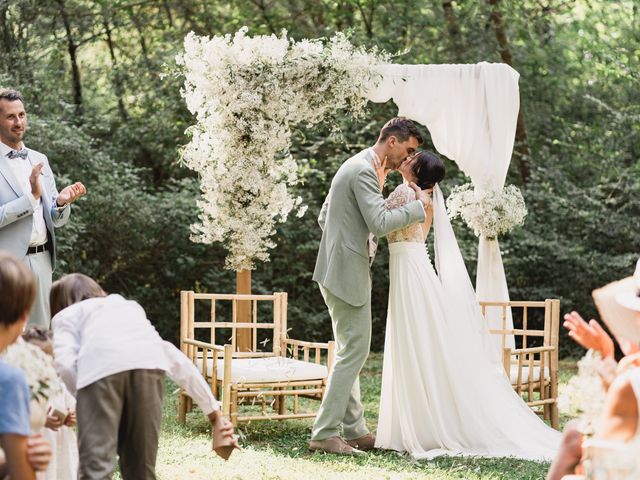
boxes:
[179,30,521,348]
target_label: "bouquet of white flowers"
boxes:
[1,340,60,402]
[178,27,389,270]
[558,350,608,436]
[446,183,527,239]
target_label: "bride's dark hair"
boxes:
[413,150,445,189]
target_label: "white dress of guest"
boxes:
[375,183,561,461]
[582,367,640,479]
[40,383,79,480]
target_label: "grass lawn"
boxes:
[141,355,579,480]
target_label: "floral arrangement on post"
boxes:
[1,340,60,402]
[178,27,388,270]
[446,183,527,240]
[557,349,608,436]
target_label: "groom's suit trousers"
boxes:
[311,283,371,441]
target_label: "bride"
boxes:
[374,150,561,461]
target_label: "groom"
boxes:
[310,117,430,455]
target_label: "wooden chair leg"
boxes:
[230,388,238,427]
[543,384,551,422]
[278,388,286,416]
[222,345,232,418]
[186,396,194,414]
[551,401,560,429]
[178,392,187,424]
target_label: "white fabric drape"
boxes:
[366,62,518,350]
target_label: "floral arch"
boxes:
[179,28,524,349]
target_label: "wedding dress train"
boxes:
[375,184,561,461]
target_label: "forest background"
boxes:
[3,0,638,357]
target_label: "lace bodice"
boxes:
[384,184,425,243]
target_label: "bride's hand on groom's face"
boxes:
[374,155,388,191]
[409,182,432,209]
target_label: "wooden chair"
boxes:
[178,291,335,426]
[479,299,561,429]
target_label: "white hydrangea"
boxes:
[446,183,527,239]
[178,27,388,270]
[2,341,61,402]
[558,350,608,436]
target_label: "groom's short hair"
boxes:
[378,117,423,145]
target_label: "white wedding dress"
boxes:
[375,183,561,461]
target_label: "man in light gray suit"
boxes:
[310,118,430,455]
[0,89,86,328]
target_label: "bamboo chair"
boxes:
[479,299,561,429]
[178,291,335,426]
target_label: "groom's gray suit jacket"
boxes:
[0,147,70,267]
[313,148,425,307]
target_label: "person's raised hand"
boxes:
[29,163,44,199]
[57,182,87,207]
[408,182,431,210]
[563,311,615,359]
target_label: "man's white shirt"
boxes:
[52,294,220,414]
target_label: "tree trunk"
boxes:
[128,5,150,67]
[102,18,128,121]
[57,0,83,119]
[0,6,15,58]
[442,0,463,60]
[487,0,531,183]
[251,0,277,35]
[355,0,375,38]
[162,0,174,28]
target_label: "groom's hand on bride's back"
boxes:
[409,182,432,210]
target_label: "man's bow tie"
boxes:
[7,149,28,159]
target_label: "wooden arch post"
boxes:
[236,269,252,351]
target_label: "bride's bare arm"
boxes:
[419,190,433,240]
[420,203,433,240]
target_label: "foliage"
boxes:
[0,0,637,357]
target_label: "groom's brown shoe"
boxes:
[309,436,365,455]
[346,433,376,451]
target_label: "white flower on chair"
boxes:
[558,350,607,436]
